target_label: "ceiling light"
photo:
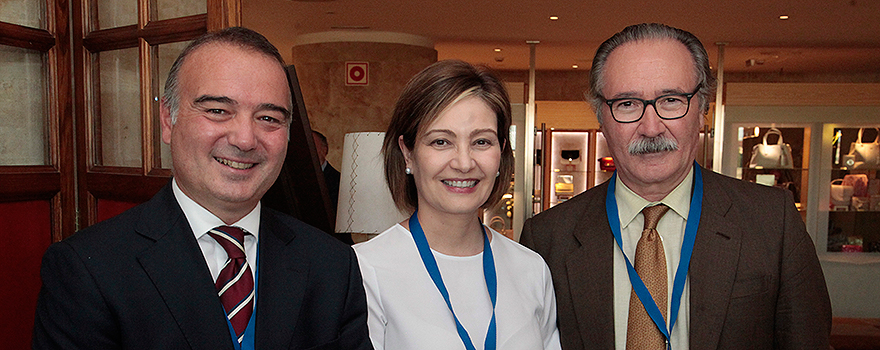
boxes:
[779,15,789,20]
[572,64,578,69]
[549,16,559,20]
[494,48,502,52]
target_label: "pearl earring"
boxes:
[405,167,412,175]
[496,171,500,177]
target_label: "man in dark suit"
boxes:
[312,130,341,211]
[520,23,831,350]
[33,27,372,350]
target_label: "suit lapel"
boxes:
[135,185,234,350]
[688,169,742,350]
[566,183,616,349]
[254,210,310,349]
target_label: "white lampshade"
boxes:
[335,132,407,242]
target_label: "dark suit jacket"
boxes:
[521,167,831,350]
[33,183,372,350]
[324,163,341,211]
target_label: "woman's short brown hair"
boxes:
[383,60,514,214]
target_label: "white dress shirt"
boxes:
[172,179,260,283]
[612,167,693,350]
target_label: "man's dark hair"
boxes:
[163,27,286,121]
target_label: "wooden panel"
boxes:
[82,15,207,52]
[97,198,140,222]
[0,169,60,202]
[0,22,54,51]
[536,101,599,130]
[207,0,240,30]
[726,83,880,106]
[52,0,77,240]
[0,200,52,350]
[86,172,168,203]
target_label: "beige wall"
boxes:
[292,41,437,167]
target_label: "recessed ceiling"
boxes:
[245,0,880,74]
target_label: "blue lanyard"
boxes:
[408,212,497,350]
[225,239,258,350]
[605,162,702,349]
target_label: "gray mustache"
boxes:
[629,136,679,155]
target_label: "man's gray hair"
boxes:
[162,27,288,123]
[587,23,716,123]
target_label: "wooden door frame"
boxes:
[0,0,74,241]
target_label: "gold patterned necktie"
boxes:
[626,204,670,350]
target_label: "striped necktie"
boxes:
[626,204,670,350]
[208,226,254,343]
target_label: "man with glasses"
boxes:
[521,23,831,350]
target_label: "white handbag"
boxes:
[830,179,854,207]
[748,128,794,169]
[848,127,880,169]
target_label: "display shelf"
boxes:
[735,126,811,210]
[741,168,809,206]
[535,129,612,210]
[823,127,880,254]
[722,97,880,318]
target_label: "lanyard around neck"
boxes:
[605,162,703,349]
[408,212,497,350]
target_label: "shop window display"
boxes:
[827,127,880,253]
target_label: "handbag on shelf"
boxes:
[830,179,854,207]
[748,128,794,169]
[847,127,880,169]
[843,174,869,198]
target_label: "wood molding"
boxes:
[140,38,156,174]
[85,173,169,204]
[208,0,240,31]
[52,0,76,238]
[726,83,880,106]
[0,172,60,202]
[82,15,207,52]
[0,22,54,51]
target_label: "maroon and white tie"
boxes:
[208,226,254,343]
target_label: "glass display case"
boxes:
[534,129,712,213]
[722,84,880,318]
[534,129,610,212]
[547,130,591,208]
[735,125,811,212]
[824,127,880,253]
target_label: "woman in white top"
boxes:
[354,60,561,350]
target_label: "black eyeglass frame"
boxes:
[601,86,701,123]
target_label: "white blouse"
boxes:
[354,224,561,350]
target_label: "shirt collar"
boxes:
[615,166,694,228]
[172,179,261,240]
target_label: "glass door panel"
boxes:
[97,0,137,29]
[0,44,47,165]
[155,40,190,169]
[97,47,142,167]
[0,0,44,28]
[157,0,206,20]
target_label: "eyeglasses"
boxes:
[601,86,700,123]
